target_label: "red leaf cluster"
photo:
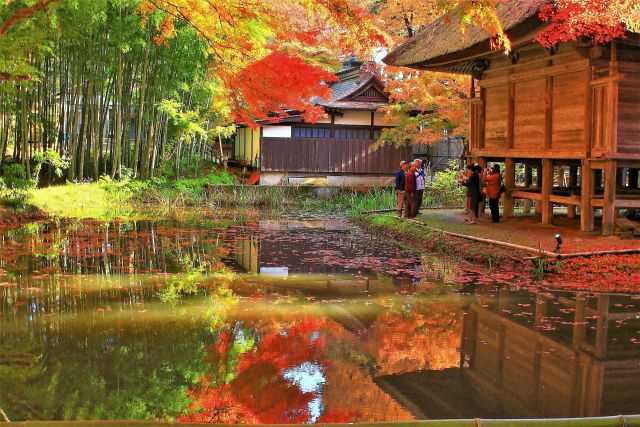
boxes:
[224,53,337,127]
[535,2,627,48]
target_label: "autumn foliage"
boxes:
[535,0,632,48]
[136,0,386,127]
[224,53,337,125]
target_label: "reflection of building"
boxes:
[226,221,424,295]
[376,290,640,419]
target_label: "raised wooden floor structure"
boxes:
[384,0,640,235]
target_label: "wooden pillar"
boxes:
[602,161,617,236]
[503,158,515,218]
[629,169,639,189]
[581,160,595,232]
[568,166,578,218]
[541,159,554,225]
[525,165,534,188]
[534,162,543,214]
[524,166,533,213]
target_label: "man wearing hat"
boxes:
[395,161,408,217]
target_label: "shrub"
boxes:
[0,163,36,210]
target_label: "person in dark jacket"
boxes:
[395,161,408,217]
[464,164,482,224]
[404,163,417,218]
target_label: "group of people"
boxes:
[458,163,503,225]
[394,159,504,225]
[394,159,426,218]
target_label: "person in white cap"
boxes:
[412,159,426,217]
[395,161,408,217]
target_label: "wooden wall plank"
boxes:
[514,78,546,150]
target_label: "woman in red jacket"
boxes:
[484,164,503,223]
[404,163,417,218]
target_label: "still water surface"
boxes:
[1,215,639,423]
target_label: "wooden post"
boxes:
[504,158,515,218]
[581,160,595,232]
[525,165,533,188]
[535,163,543,214]
[568,166,578,218]
[541,158,554,225]
[602,160,617,236]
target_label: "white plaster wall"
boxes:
[315,116,332,124]
[260,172,288,186]
[263,126,292,138]
[334,111,372,126]
[373,112,400,127]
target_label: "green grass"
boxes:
[30,182,136,219]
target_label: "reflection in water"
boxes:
[377,288,640,419]
[0,217,639,423]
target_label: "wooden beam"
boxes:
[470,149,586,159]
[602,160,617,236]
[478,59,590,88]
[511,190,543,201]
[541,159,554,225]
[503,158,515,218]
[549,195,581,206]
[613,199,640,208]
[581,160,595,232]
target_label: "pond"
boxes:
[1,214,640,423]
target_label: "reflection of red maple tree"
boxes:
[179,317,357,424]
[365,302,463,375]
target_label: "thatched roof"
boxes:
[383,0,549,70]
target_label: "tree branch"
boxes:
[0,0,58,37]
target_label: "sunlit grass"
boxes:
[30,182,135,220]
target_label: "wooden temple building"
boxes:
[384,0,640,235]
[233,59,411,186]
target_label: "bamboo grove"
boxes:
[0,0,217,183]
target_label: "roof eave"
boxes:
[384,13,549,72]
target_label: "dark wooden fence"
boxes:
[261,137,412,174]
